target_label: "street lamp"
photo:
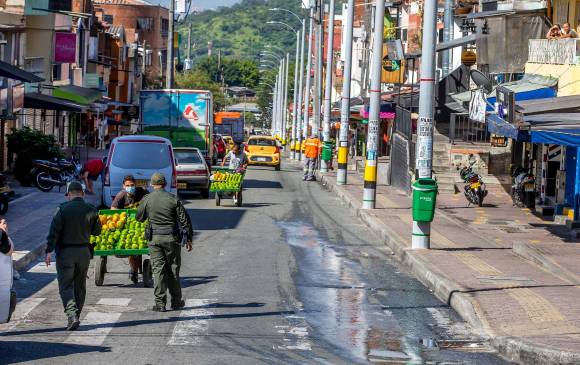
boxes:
[266,21,298,33]
[269,7,304,25]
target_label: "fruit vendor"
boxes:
[44,182,102,331]
[111,175,149,285]
[221,142,248,170]
[136,173,193,312]
[81,159,104,194]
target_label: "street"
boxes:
[0,165,510,364]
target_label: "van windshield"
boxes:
[112,142,170,169]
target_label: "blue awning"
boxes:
[486,114,529,141]
[531,129,580,146]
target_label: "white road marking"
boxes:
[28,261,57,274]
[96,298,132,306]
[65,311,122,346]
[275,325,312,351]
[0,297,46,332]
[168,299,213,346]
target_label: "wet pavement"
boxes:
[2,164,512,364]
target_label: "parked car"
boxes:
[101,135,177,207]
[245,136,281,170]
[174,147,210,198]
[213,134,227,159]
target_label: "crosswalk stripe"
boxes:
[65,312,122,346]
[0,297,46,332]
[65,298,130,346]
[168,299,213,346]
[28,262,56,274]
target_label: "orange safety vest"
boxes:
[304,137,322,158]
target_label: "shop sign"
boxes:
[54,33,76,63]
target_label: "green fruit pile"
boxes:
[211,171,243,191]
[90,213,148,252]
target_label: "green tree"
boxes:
[175,69,227,111]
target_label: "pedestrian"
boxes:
[111,175,149,284]
[303,134,322,181]
[349,133,356,157]
[136,173,193,312]
[546,24,561,39]
[560,22,578,38]
[45,182,102,331]
[221,142,248,171]
[81,158,105,194]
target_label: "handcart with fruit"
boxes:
[210,168,246,207]
[91,209,153,287]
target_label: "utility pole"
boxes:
[313,0,324,134]
[442,0,453,77]
[321,0,336,173]
[142,40,147,89]
[362,1,385,209]
[413,0,438,248]
[187,23,192,60]
[302,7,315,157]
[296,20,307,160]
[283,52,290,143]
[166,0,174,88]
[272,76,278,133]
[337,0,354,185]
[291,29,301,160]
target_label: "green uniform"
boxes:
[136,188,192,307]
[46,197,102,317]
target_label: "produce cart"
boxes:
[91,209,153,287]
[210,168,245,207]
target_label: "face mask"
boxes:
[125,186,136,195]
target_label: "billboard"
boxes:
[54,32,76,63]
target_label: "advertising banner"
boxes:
[55,32,76,63]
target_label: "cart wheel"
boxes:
[94,256,106,286]
[215,193,221,206]
[142,259,153,288]
[235,191,243,207]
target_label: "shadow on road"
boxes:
[0,340,110,364]
[243,179,283,189]
[187,209,246,230]
[181,275,218,288]
[1,310,296,337]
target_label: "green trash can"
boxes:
[321,141,333,161]
[412,178,438,222]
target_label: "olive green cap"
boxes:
[150,172,166,186]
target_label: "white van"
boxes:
[102,135,177,207]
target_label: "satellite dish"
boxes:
[470,70,493,94]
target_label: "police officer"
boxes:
[136,173,193,312]
[45,182,102,330]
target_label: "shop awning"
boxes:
[486,114,529,141]
[516,95,580,115]
[53,85,102,105]
[523,113,580,146]
[0,60,44,83]
[24,92,85,112]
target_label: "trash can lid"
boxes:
[412,178,438,191]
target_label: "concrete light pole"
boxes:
[337,0,355,185]
[296,20,307,160]
[321,0,336,173]
[302,8,315,158]
[362,0,385,209]
[442,0,453,77]
[283,52,290,143]
[291,29,301,159]
[313,0,324,134]
[412,0,438,249]
[166,0,174,88]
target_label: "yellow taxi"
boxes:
[222,136,235,151]
[245,136,281,170]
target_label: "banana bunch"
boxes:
[211,172,243,190]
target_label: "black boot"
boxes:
[151,304,166,312]
[67,315,80,331]
[171,299,185,310]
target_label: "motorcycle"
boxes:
[511,167,536,209]
[458,159,488,207]
[0,173,12,214]
[30,156,83,192]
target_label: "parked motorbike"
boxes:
[30,156,82,192]
[458,160,488,207]
[0,173,12,214]
[511,167,536,209]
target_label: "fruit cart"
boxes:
[91,209,153,287]
[210,168,245,207]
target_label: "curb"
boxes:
[13,243,45,272]
[309,163,580,365]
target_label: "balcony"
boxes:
[528,39,580,65]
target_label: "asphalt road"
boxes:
[0,163,512,364]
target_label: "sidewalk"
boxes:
[4,176,102,271]
[291,158,580,365]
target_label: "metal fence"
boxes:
[449,113,490,144]
[394,105,412,139]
